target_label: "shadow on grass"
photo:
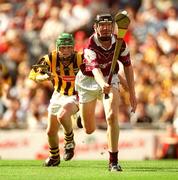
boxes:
[125,166,178,172]
[0,160,106,170]
[61,161,106,170]
[0,160,42,167]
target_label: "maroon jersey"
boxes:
[80,33,131,77]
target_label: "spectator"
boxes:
[40,6,65,48]
[165,6,178,36]
[146,91,165,123]
[0,3,12,35]
[156,124,178,159]
[134,101,152,123]
[0,96,26,129]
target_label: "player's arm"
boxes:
[119,41,137,111]
[29,57,53,82]
[118,74,128,91]
[84,48,110,94]
[92,68,110,94]
[123,65,137,112]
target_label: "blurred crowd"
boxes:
[0,0,178,133]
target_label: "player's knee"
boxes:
[57,111,69,122]
[106,112,117,125]
[47,131,55,137]
[106,112,113,121]
[46,129,57,137]
[85,128,95,134]
[57,105,73,122]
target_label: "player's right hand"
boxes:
[102,83,111,94]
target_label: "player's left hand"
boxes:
[36,73,54,82]
[46,72,54,81]
[130,95,137,113]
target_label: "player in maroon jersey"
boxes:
[75,13,137,171]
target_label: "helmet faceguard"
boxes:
[94,14,114,41]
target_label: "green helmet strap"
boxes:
[56,33,74,50]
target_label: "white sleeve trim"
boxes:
[121,43,129,56]
[84,49,96,63]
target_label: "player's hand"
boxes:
[102,83,111,94]
[129,95,137,113]
[121,81,128,91]
[36,73,53,82]
[46,72,54,81]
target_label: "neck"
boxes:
[99,39,111,49]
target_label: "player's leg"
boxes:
[75,71,98,131]
[103,87,122,171]
[44,114,60,166]
[58,102,78,161]
[79,99,97,134]
[76,114,83,128]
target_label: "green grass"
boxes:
[0,160,178,180]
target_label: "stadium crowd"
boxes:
[0,0,178,135]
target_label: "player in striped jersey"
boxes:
[29,33,82,166]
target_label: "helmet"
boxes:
[56,33,74,50]
[94,13,114,41]
[95,13,114,24]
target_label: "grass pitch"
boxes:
[0,160,178,180]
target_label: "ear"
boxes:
[93,24,97,33]
[93,24,96,29]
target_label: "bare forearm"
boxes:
[118,74,128,91]
[124,65,135,96]
[92,68,110,94]
[124,65,137,112]
[92,68,106,87]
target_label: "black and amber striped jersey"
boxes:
[29,50,82,96]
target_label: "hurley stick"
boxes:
[105,11,130,99]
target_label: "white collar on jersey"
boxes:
[93,33,116,50]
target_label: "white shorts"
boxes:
[48,91,79,115]
[75,71,119,103]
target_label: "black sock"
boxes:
[109,151,118,164]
